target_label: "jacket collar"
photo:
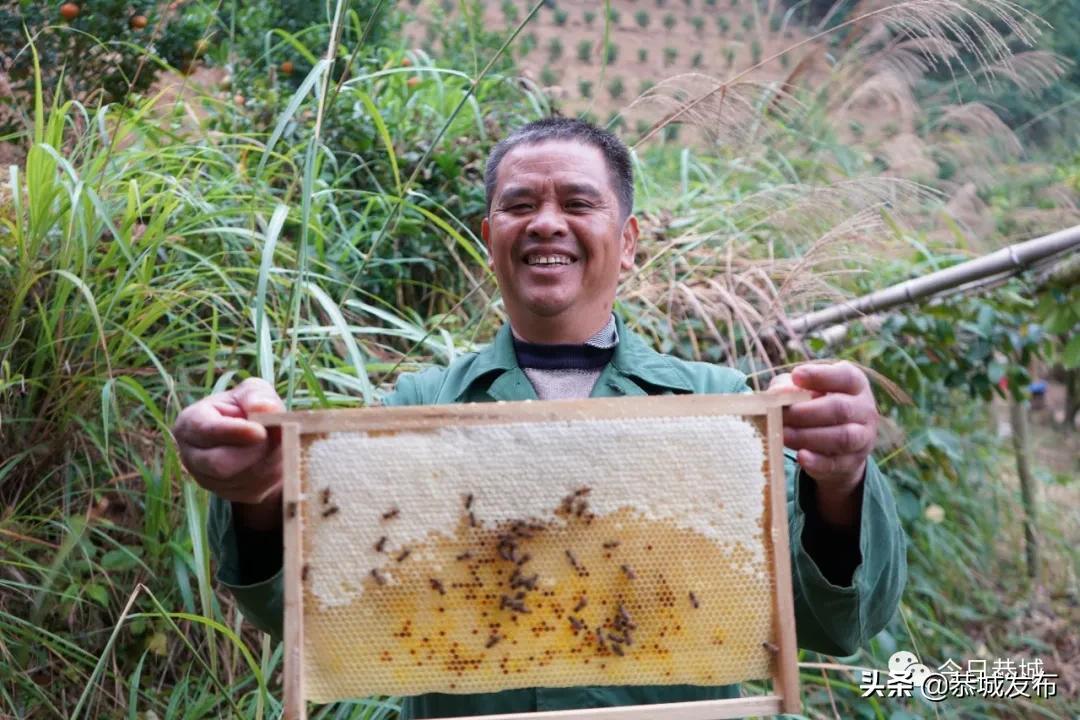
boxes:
[454,314,693,400]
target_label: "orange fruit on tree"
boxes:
[59,3,80,21]
[401,57,412,67]
[407,76,421,88]
[130,15,149,30]
[280,60,294,75]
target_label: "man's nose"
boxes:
[526,202,569,239]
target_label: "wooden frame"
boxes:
[255,391,809,720]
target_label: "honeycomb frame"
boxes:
[255,392,808,720]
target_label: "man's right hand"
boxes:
[172,378,286,531]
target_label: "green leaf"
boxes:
[101,547,142,572]
[1064,333,1080,369]
[85,583,109,607]
[987,360,1005,385]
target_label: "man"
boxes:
[173,118,906,718]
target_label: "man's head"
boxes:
[481,118,639,343]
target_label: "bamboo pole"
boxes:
[786,225,1080,337]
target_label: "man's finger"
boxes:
[232,378,286,416]
[791,362,868,395]
[766,373,795,393]
[784,423,875,456]
[797,449,866,480]
[180,442,274,485]
[784,394,874,428]
[174,401,267,449]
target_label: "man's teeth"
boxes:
[526,255,573,266]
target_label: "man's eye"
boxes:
[566,200,591,209]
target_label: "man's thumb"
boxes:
[233,378,286,416]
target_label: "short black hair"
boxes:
[484,117,634,219]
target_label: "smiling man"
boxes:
[174,118,906,718]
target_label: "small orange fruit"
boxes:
[233,94,246,106]
[401,57,413,67]
[280,60,294,75]
[407,76,421,88]
[130,14,148,29]
[59,2,80,21]
[194,38,211,55]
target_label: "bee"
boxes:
[762,641,779,654]
[468,511,478,528]
[464,493,474,510]
[301,563,310,582]
[564,549,581,571]
[573,487,591,497]
[611,643,625,657]
[602,541,620,550]
[485,634,501,648]
[568,616,585,633]
[594,628,607,651]
[370,568,386,585]
[620,564,636,580]
[515,552,531,567]
[320,488,331,504]
[396,548,411,562]
[286,501,297,519]
[382,507,400,520]
[456,551,473,562]
[430,578,446,595]
[321,505,340,518]
[573,596,587,613]
[374,536,388,553]
[689,592,699,609]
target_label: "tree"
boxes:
[691,16,705,34]
[608,76,625,99]
[635,10,650,28]
[554,8,568,25]
[664,46,678,66]
[663,13,677,31]
[578,78,593,98]
[584,9,596,26]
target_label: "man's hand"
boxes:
[172,378,286,530]
[768,361,878,529]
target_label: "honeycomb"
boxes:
[298,414,779,703]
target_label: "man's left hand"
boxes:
[768,361,878,528]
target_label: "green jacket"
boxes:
[209,316,907,718]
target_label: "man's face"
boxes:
[482,140,638,341]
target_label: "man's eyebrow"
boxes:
[496,186,535,204]
[559,182,603,198]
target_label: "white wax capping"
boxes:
[305,414,767,608]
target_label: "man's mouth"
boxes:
[524,254,576,266]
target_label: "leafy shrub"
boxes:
[750,38,762,64]
[547,37,563,62]
[604,42,618,64]
[540,65,558,85]
[607,7,621,25]
[638,48,648,63]
[741,13,753,31]
[501,0,519,24]
[664,46,678,66]
[584,9,596,26]
[635,10,650,28]
[723,46,736,66]
[716,16,730,34]
[608,76,625,99]
[691,16,705,34]
[639,78,655,94]
[692,51,704,68]
[578,78,593,98]
[662,13,677,30]
[554,8,568,25]
[577,39,593,63]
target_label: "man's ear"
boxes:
[481,217,493,267]
[619,215,639,272]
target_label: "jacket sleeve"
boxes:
[208,495,285,641]
[786,453,907,656]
